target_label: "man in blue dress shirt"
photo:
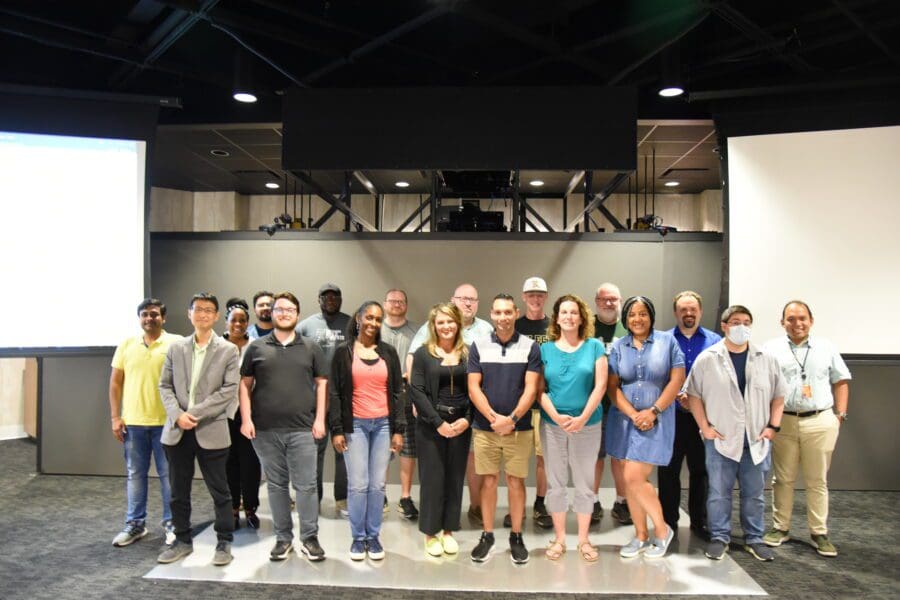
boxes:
[659,291,721,539]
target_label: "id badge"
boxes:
[801,384,813,399]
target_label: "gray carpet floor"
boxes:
[1,438,897,599]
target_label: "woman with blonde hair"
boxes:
[539,294,608,562]
[409,303,473,557]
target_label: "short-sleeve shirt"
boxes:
[540,337,606,427]
[241,334,328,431]
[605,330,685,465]
[297,312,351,369]
[763,335,852,413]
[380,320,418,376]
[468,332,542,431]
[593,317,628,352]
[111,331,181,426]
[686,341,788,464]
[515,315,550,345]
[247,324,274,340]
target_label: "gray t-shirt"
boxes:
[381,320,418,376]
[297,311,351,369]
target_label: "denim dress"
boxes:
[605,330,685,466]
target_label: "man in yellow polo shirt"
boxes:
[109,298,181,547]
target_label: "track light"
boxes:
[232,49,257,103]
[658,46,684,98]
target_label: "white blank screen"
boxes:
[728,125,900,354]
[0,131,145,348]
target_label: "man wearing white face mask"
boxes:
[685,305,786,562]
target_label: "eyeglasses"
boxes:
[596,297,620,304]
[191,306,217,315]
[139,311,162,319]
[453,296,478,304]
[273,307,298,315]
[385,299,407,305]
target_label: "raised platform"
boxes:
[145,486,766,595]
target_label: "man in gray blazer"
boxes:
[157,293,240,566]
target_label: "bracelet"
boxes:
[766,423,781,432]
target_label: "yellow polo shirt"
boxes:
[111,331,181,426]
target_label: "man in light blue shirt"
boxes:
[762,300,851,558]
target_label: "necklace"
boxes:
[448,363,455,395]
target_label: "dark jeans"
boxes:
[316,431,347,502]
[658,409,708,530]
[416,419,471,536]
[227,416,261,511]
[164,430,234,544]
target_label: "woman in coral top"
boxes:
[330,301,406,561]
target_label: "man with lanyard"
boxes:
[109,298,181,547]
[514,276,552,529]
[298,283,351,511]
[659,291,721,539]
[592,282,631,525]
[406,282,494,524]
[686,304,786,562]
[763,300,850,557]
[247,290,275,340]
[381,288,420,520]
[468,294,542,563]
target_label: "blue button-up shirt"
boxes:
[670,326,722,411]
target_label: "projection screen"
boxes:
[728,125,900,355]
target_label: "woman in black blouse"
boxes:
[409,302,473,557]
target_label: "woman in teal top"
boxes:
[539,294,608,563]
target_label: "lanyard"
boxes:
[789,342,811,381]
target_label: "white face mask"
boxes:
[726,324,752,345]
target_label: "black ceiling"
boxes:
[2,0,898,124]
[2,1,898,197]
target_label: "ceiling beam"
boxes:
[831,0,900,66]
[565,172,629,232]
[290,171,377,232]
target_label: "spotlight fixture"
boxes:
[664,181,680,187]
[232,49,257,103]
[265,182,280,189]
[529,180,545,187]
[658,46,684,98]
[395,181,410,188]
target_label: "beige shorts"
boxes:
[532,410,543,457]
[473,428,534,479]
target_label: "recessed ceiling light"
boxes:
[210,149,230,157]
[529,180,544,187]
[265,182,280,189]
[664,181,680,187]
[233,92,258,103]
[658,86,684,98]
[395,181,410,188]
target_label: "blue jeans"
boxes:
[252,430,319,542]
[704,438,769,544]
[344,417,391,541]
[124,425,172,525]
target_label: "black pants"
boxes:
[227,416,261,511]
[316,431,347,502]
[658,409,708,529]
[416,419,471,536]
[165,429,234,543]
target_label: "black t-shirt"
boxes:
[593,317,618,345]
[729,349,748,397]
[515,315,550,345]
[436,363,469,406]
[241,334,328,431]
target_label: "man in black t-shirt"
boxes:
[514,276,553,529]
[239,292,328,562]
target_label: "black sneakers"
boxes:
[533,501,553,529]
[471,531,495,562]
[611,500,633,525]
[509,532,529,564]
[590,500,604,524]
[270,540,293,561]
[301,536,326,561]
[398,496,419,520]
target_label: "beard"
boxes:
[681,316,696,328]
[257,312,272,323]
[274,320,297,332]
[597,308,619,324]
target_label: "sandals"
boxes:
[579,541,599,563]
[545,539,566,561]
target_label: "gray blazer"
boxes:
[159,333,240,450]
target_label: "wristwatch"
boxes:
[510,413,519,424]
[836,411,848,421]
[766,423,781,432]
[651,405,662,416]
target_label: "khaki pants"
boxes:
[771,410,840,535]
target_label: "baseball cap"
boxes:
[522,277,548,293]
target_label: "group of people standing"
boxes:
[108,277,850,568]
